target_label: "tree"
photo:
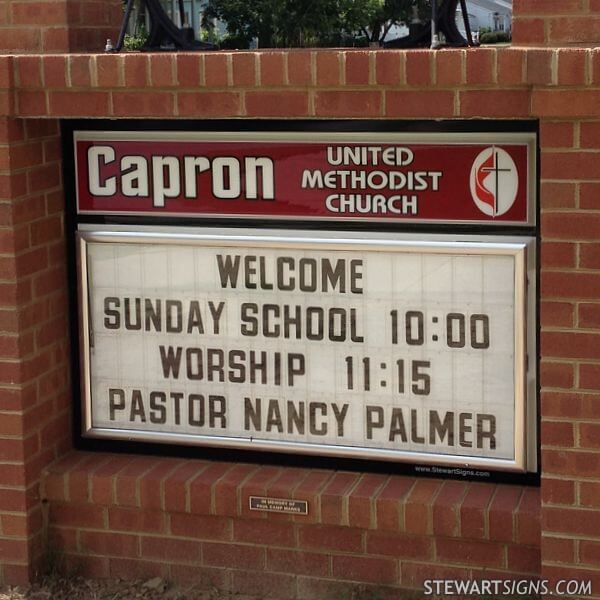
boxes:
[203,0,430,48]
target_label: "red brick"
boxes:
[375,51,403,86]
[542,421,574,448]
[579,541,600,566]
[16,56,42,88]
[405,50,432,86]
[232,53,256,87]
[171,513,231,540]
[435,50,463,86]
[0,539,28,562]
[43,56,67,88]
[122,54,147,88]
[497,49,525,85]
[149,54,175,87]
[488,486,521,543]
[542,269,600,299]
[540,301,574,328]
[541,536,575,563]
[540,122,575,149]
[141,536,200,562]
[319,471,359,526]
[534,90,600,118]
[405,479,439,535]
[540,182,576,210]
[239,466,283,518]
[580,363,600,390]
[507,545,540,573]
[315,90,382,117]
[542,391,600,420]
[189,461,233,514]
[386,90,454,118]
[437,538,504,568]
[204,53,229,87]
[345,51,370,85]
[460,90,530,117]
[202,541,264,569]
[526,49,554,86]
[466,48,495,85]
[139,460,179,510]
[109,557,166,580]
[557,49,587,86]
[540,361,574,389]
[512,18,546,45]
[292,470,332,524]
[366,531,432,559]
[541,478,575,506]
[233,519,294,547]
[260,52,285,87]
[298,524,362,553]
[112,92,174,117]
[581,122,600,150]
[347,474,387,530]
[95,54,122,87]
[333,554,397,584]
[316,51,341,86]
[108,507,165,533]
[580,423,600,449]
[176,54,202,87]
[542,449,600,478]
[49,91,110,116]
[18,90,48,116]
[542,331,600,360]
[69,55,92,87]
[542,213,600,241]
[543,506,600,537]
[401,562,470,587]
[163,460,209,513]
[80,531,138,558]
[580,244,600,269]
[459,483,494,540]
[266,467,310,499]
[548,16,600,45]
[580,482,600,508]
[177,92,241,117]
[0,28,40,53]
[169,564,228,588]
[49,503,104,528]
[433,481,468,537]
[231,571,295,599]
[579,303,600,328]
[245,91,309,117]
[213,463,258,516]
[267,548,329,576]
[287,51,312,86]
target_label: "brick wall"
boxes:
[40,453,540,597]
[0,1,122,54]
[0,115,70,584]
[0,0,598,595]
[513,0,600,46]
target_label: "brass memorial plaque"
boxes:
[249,496,309,515]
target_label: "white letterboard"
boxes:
[78,229,533,472]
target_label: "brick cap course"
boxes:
[42,451,540,539]
[0,48,599,120]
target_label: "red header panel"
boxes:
[75,131,535,226]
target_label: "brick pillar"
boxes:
[539,114,600,593]
[512,0,600,46]
[0,0,122,53]
[0,117,71,584]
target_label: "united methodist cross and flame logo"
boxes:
[470,147,519,218]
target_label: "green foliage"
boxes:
[123,25,148,51]
[479,30,510,44]
[203,0,430,48]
